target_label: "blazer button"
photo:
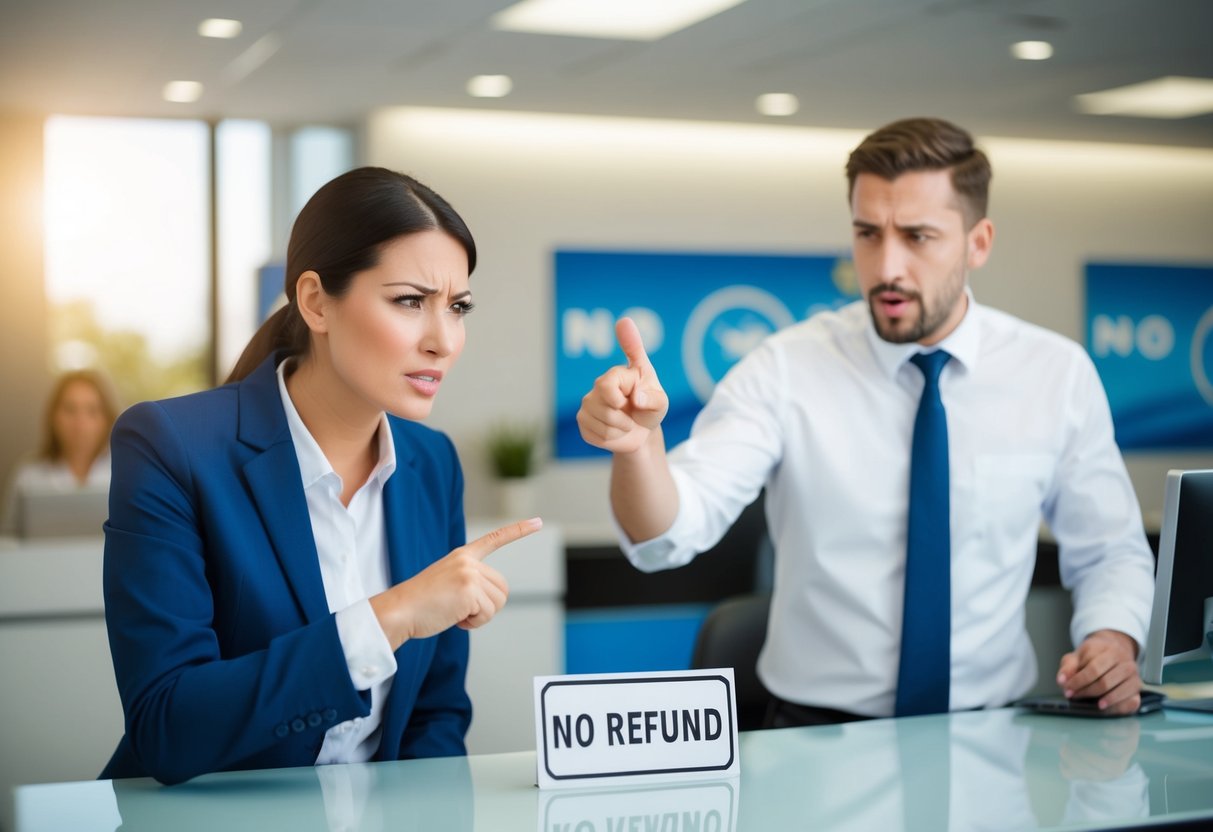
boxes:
[323,709,338,722]
[307,712,323,728]
[275,723,290,738]
[291,718,306,733]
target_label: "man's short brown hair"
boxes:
[846,117,991,227]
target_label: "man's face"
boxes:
[850,170,992,345]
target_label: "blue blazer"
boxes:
[101,353,471,785]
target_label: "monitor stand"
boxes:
[1162,629,1213,714]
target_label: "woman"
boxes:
[101,167,540,785]
[1,369,116,535]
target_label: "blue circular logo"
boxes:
[682,286,795,403]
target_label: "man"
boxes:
[576,117,1154,724]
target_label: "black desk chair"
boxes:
[691,593,773,731]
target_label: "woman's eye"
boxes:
[391,294,424,309]
[451,301,476,316]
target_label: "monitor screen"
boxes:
[1141,469,1213,686]
[17,486,109,539]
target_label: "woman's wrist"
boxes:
[369,587,410,650]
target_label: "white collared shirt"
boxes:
[622,294,1155,716]
[277,361,399,764]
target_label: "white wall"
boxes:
[367,108,1213,535]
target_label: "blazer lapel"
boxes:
[379,426,427,749]
[237,355,330,624]
[382,458,421,586]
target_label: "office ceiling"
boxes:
[0,0,1210,148]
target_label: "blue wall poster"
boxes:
[554,249,858,459]
[1085,262,1213,450]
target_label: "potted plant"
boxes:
[486,422,539,517]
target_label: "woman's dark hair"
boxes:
[226,167,477,383]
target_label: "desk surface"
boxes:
[12,707,1213,832]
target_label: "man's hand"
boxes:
[1056,629,1142,715]
[576,317,669,455]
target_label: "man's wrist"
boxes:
[1087,628,1139,659]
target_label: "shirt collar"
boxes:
[276,360,397,491]
[864,286,983,380]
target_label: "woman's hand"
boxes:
[371,517,542,650]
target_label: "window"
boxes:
[216,120,272,377]
[44,116,210,404]
[44,116,356,402]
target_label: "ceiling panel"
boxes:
[0,0,1208,146]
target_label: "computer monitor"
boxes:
[16,486,109,539]
[1141,469,1213,713]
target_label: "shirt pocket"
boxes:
[972,453,1055,543]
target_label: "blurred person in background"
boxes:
[1,368,117,534]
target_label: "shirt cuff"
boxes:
[334,599,398,691]
[611,472,700,572]
[1069,605,1148,654]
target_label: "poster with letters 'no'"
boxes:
[553,249,857,459]
[1085,262,1213,450]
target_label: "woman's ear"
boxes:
[294,271,329,334]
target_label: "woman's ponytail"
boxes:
[224,303,307,384]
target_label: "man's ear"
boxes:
[295,271,329,334]
[967,218,994,269]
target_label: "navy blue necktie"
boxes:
[895,350,952,717]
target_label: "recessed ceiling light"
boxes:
[467,75,514,98]
[492,0,748,41]
[1010,40,1053,61]
[756,93,799,117]
[163,81,203,103]
[1074,76,1213,119]
[198,18,243,39]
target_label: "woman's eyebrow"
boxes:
[382,281,436,294]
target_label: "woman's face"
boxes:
[319,230,472,422]
[53,379,108,460]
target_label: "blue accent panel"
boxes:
[257,263,285,323]
[564,604,713,674]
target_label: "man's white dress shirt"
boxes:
[622,295,1155,717]
[277,362,399,763]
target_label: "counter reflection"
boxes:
[537,779,738,832]
[735,708,1195,830]
[109,755,473,832]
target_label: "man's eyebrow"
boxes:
[896,223,943,234]
[851,220,944,233]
